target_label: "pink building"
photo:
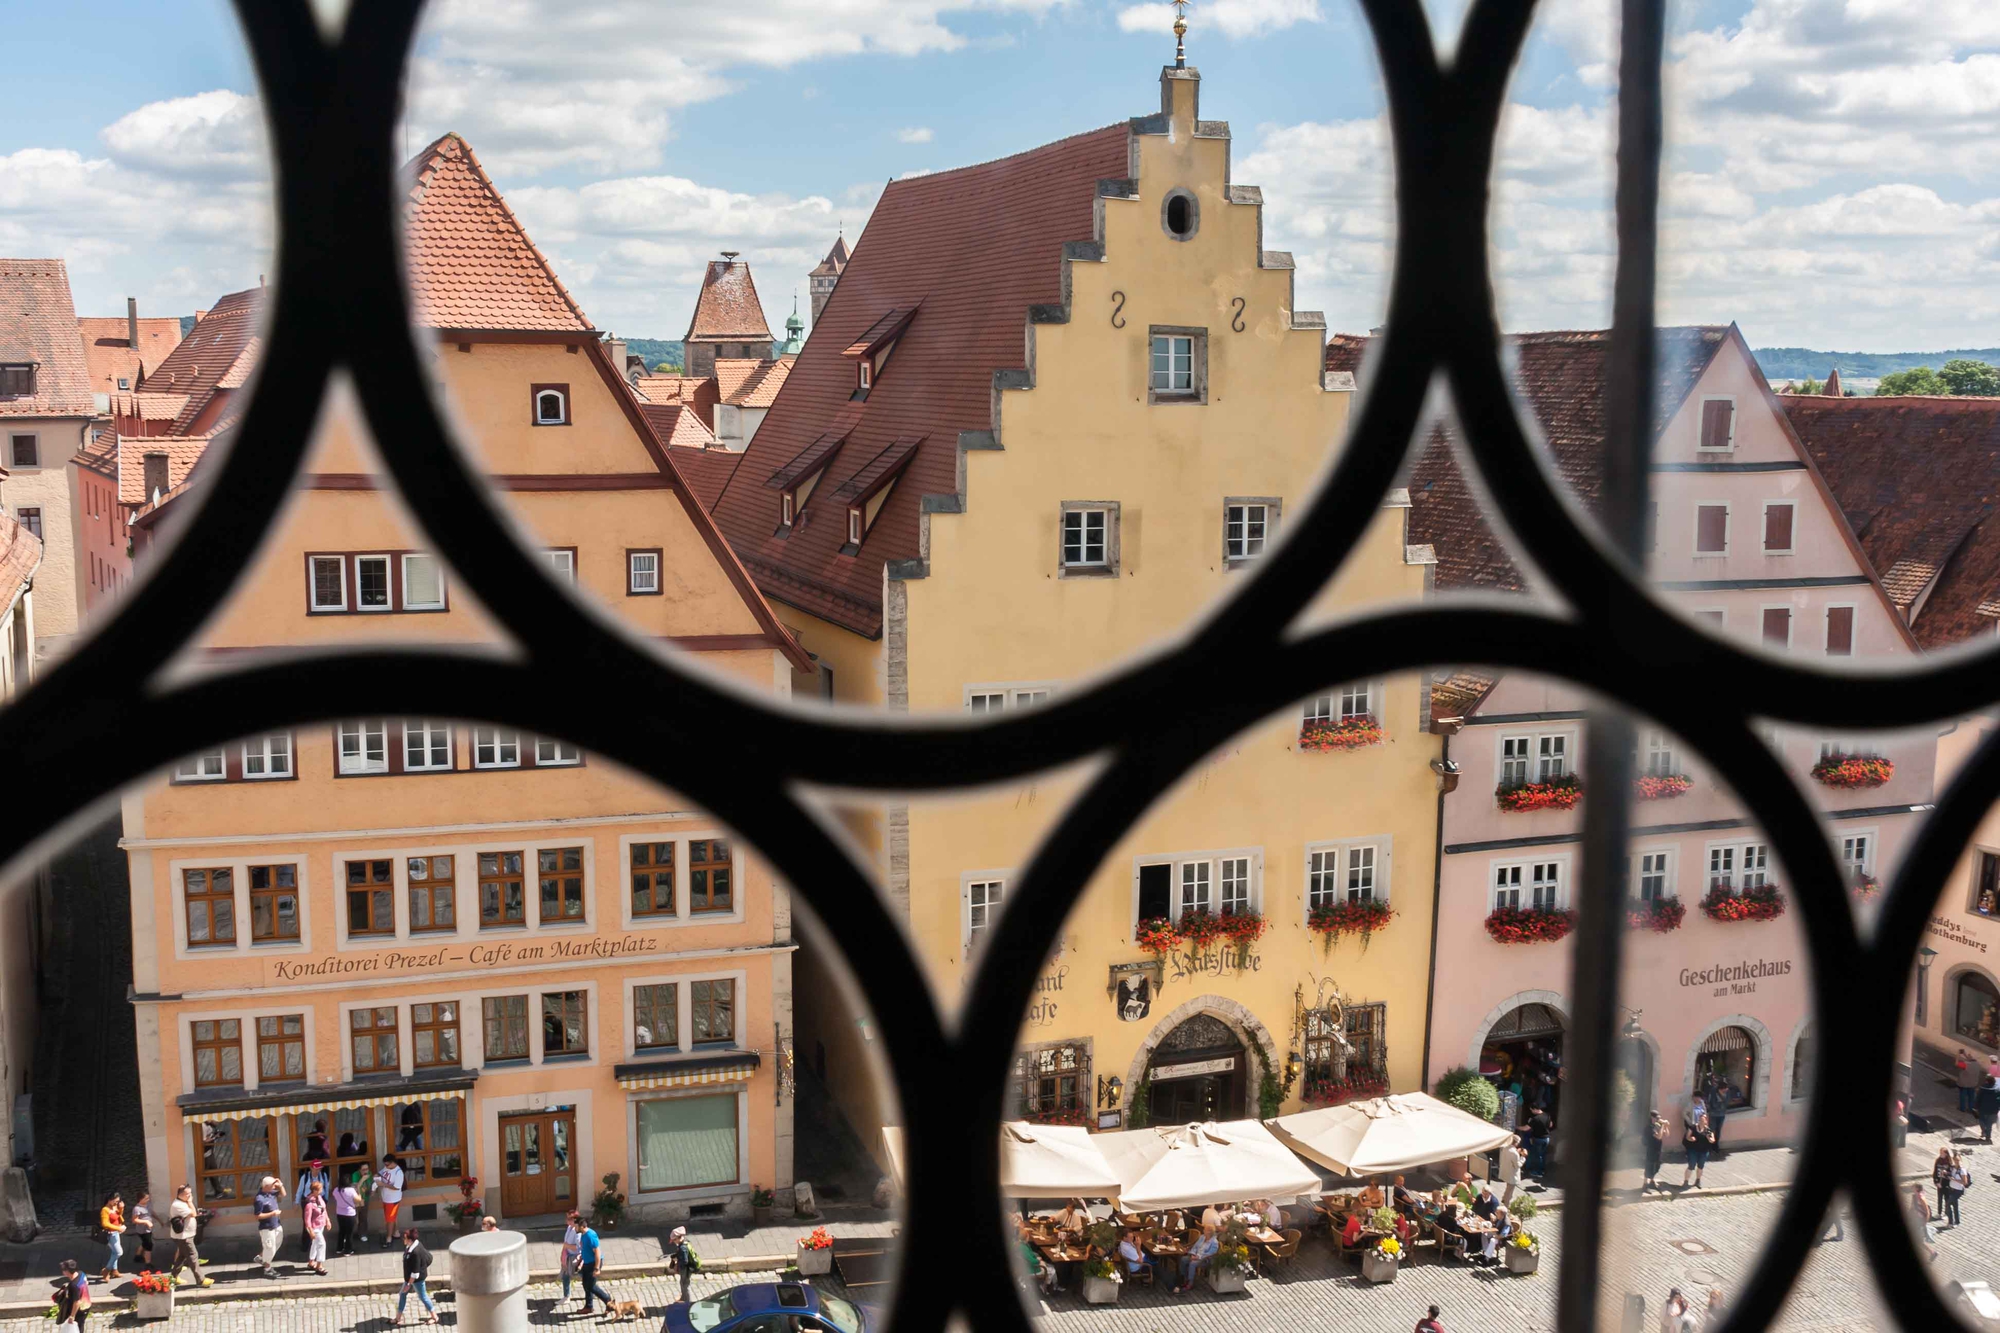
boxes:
[1331,325,1934,1149]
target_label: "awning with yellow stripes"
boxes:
[177,1077,475,1125]
[614,1057,759,1091]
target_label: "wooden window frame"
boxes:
[479,850,527,929]
[184,866,237,947]
[689,839,733,915]
[196,1115,275,1208]
[247,863,300,943]
[626,548,662,596]
[16,506,41,540]
[349,1005,400,1075]
[175,748,226,783]
[542,989,589,1057]
[411,1001,462,1070]
[537,846,586,925]
[634,983,678,1052]
[1760,604,1793,649]
[1693,502,1730,556]
[354,553,393,612]
[191,1017,244,1087]
[390,1097,465,1187]
[407,854,457,934]
[1761,500,1796,555]
[690,978,735,1047]
[1697,395,1737,452]
[1825,603,1856,657]
[1014,1039,1091,1119]
[345,858,395,938]
[542,548,578,582]
[630,842,676,919]
[482,994,530,1062]
[256,1013,307,1084]
[531,384,571,426]
[7,433,38,467]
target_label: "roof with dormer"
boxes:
[78,315,183,398]
[134,286,265,435]
[0,259,93,419]
[708,122,1131,637]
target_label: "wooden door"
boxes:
[498,1111,576,1217]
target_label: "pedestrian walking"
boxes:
[1910,1182,1939,1262]
[1644,1110,1668,1191]
[559,1210,583,1304]
[1498,1135,1524,1205]
[1946,1153,1971,1228]
[1526,1107,1553,1177]
[1660,1288,1687,1333]
[1978,1077,2000,1144]
[577,1219,615,1315]
[253,1175,286,1277]
[296,1159,331,1257]
[303,1180,331,1275]
[394,1229,438,1325]
[54,1259,89,1333]
[351,1161,375,1246]
[669,1224,695,1304]
[1680,1101,1713,1189]
[128,1193,154,1272]
[333,1173,361,1256]
[164,1185,213,1288]
[1415,1304,1446,1333]
[1934,1147,1957,1220]
[376,1154,406,1246]
[1958,1049,1981,1114]
[1704,1287,1726,1329]
[95,1192,125,1282]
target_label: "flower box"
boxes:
[1303,1070,1389,1108]
[797,1243,833,1276]
[1208,1265,1249,1293]
[1301,715,1383,751]
[1851,873,1881,899]
[1177,908,1230,948]
[1699,885,1784,923]
[1135,917,1181,956]
[1483,906,1576,944]
[1026,1107,1092,1127]
[1811,754,1893,789]
[1633,774,1692,801]
[1496,775,1583,812]
[1361,1248,1399,1283]
[1082,1274,1121,1305]
[1504,1243,1540,1274]
[1307,899,1394,949]
[1624,897,1685,933]
[134,1289,175,1321]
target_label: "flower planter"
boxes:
[752,1204,775,1226]
[797,1243,833,1276]
[1300,715,1383,751]
[1504,1244,1540,1275]
[134,1289,176,1321]
[1307,900,1394,950]
[1361,1249,1399,1284]
[456,1212,481,1234]
[1624,898,1685,933]
[1634,774,1692,801]
[1811,754,1892,789]
[1483,907,1576,944]
[1699,886,1784,923]
[1082,1274,1120,1305]
[1208,1265,1249,1293]
[1496,776,1583,812]
[1135,918,1181,956]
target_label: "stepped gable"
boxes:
[1786,394,2000,649]
[0,259,93,418]
[403,133,592,333]
[709,122,1131,637]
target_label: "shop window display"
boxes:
[1956,973,2000,1049]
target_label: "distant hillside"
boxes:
[625,338,683,372]
[1754,346,2000,380]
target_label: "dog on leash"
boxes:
[605,1298,647,1322]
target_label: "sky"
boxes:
[4,0,2000,352]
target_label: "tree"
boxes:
[1435,1065,1501,1121]
[1877,366,1947,396]
[1941,359,2000,396]
[1790,377,1821,395]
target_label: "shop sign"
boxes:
[1165,943,1262,982]
[268,932,673,982]
[1928,916,1989,955]
[1677,956,1793,997]
[1025,964,1070,1027]
[1151,1057,1236,1080]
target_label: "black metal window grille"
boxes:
[1013,1041,1092,1124]
[0,2,1986,1330]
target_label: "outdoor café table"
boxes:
[1246,1226,1284,1246]
[1144,1236,1189,1258]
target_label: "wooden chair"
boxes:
[1125,1260,1155,1288]
[1264,1229,1302,1271]
[1430,1222,1469,1264]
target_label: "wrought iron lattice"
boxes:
[0,0,1987,1330]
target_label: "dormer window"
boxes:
[848,507,863,545]
[781,492,796,527]
[843,307,917,403]
[532,384,570,426]
[832,437,920,556]
[858,361,872,394]
[0,365,33,398]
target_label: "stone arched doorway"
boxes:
[1125,996,1279,1125]
[1474,997,1567,1128]
[1143,1013,1248,1125]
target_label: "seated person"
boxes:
[1358,1180,1386,1210]
[1178,1229,1219,1293]
[1114,1229,1154,1282]
[1435,1203,1470,1257]
[1393,1212,1415,1244]
[1055,1199,1090,1236]
[1256,1198,1284,1229]
[1391,1175,1420,1211]
[1478,1207,1514,1264]
[1018,1239,1058,1293]
[1341,1212,1366,1249]
[1200,1202,1225,1233]
[1472,1187,1500,1221]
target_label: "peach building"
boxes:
[122,134,811,1232]
[1364,325,1934,1150]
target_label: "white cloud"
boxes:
[100,90,267,182]
[896,127,935,143]
[1116,0,1319,40]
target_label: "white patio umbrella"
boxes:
[1267,1092,1515,1178]
[1095,1119,1323,1210]
[880,1126,906,1193]
[999,1120,1122,1198]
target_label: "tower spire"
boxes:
[1172,0,1190,68]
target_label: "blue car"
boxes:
[662,1281,870,1333]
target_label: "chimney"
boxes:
[605,335,629,382]
[127,297,138,349]
[143,453,170,502]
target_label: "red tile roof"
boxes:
[710,121,1132,636]
[666,445,742,513]
[78,316,183,398]
[119,428,224,506]
[75,422,118,480]
[810,235,850,279]
[684,260,773,344]
[0,259,94,418]
[138,286,265,434]
[637,401,717,452]
[403,133,593,333]
[1785,394,2000,649]
[0,508,42,607]
[635,374,720,431]
[715,357,793,409]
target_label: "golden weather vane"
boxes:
[1172,0,1191,68]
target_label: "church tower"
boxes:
[808,233,848,328]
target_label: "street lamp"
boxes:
[1917,947,1939,1028]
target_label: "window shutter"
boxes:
[1700,399,1734,450]
[1762,607,1791,646]
[1696,505,1728,553]
[1826,605,1854,656]
[1763,505,1793,551]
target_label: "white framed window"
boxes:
[1304,695,1334,726]
[1640,728,1676,776]
[1693,607,1726,628]
[858,360,872,392]
[402,553,445,610]
[473,727,521,769]
[309,556,346,611]
[1492,858,1565,910]
[965,877,1005,949]
[242,733,292,779]
[1306,841,1393,912]
[1706,841,1769,894]
[1060,508,1108,568]
[1223,502,1270,562]
[1150,333,1195,393]
[627,551,661,595]
[1762,501,1796,555]
[967,691,1006,713]
[542,550,577,582]
[1219,856,1252,915]
[176,749,226,782]
[1537,734,1568,781]
[337,721,388,775]
[1339,682,1375,721]
[1135,850,1261,929]
[1635,850,1672,902]
[1706,844,1735,893]
[1840,831,1874,885]
[535,737,581,766]
[1500,736,1530,786]
[1179,861,1211,916]
[1818,736,1882,760]
[847,507,863,545]
[1693,503,1730,555]
[965,684,1054,712]
[404,719,452,771]
[780,492,795,527]
[535,388,568,425]
[355,554,392,610]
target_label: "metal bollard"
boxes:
[450,1230,530,1333]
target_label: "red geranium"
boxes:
[1216,911,1268,943]
[1307,899,1395,948]
[1811,754,1893,789]
[1028,1107,1091,1127]
[1303,1069,1389,1107]
[1850,873,1881,899]
[1699,885,1785,922]
[799,1227,834,1251]
[1496,774,1584,812]
[1483,906,1577,944]
[1135,917,1182,955]
[1177,908,1230,948]
[1300,715,1383,752]
[1633,774,1692,801]
[1625,897,1685,933]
